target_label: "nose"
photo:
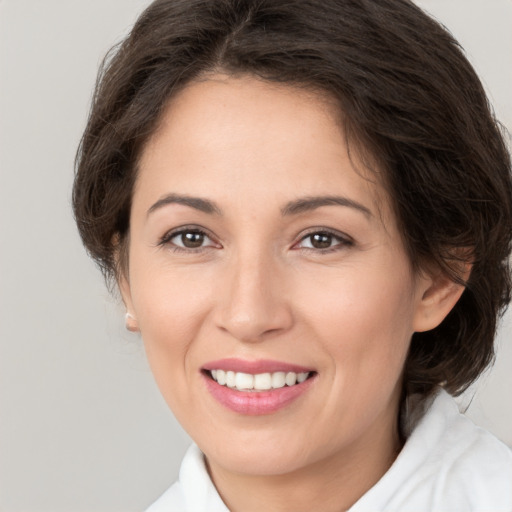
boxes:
[214,251,294,343]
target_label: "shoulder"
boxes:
[144,481,186,512]
[418,390,512,480]
[420,391,512,508]
[351,389,512,512]
[144,444,229,512]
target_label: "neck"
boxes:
[207,407,402,512]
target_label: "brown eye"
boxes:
[310,233,333,249]
[180,232,205,248]
[167,229,216,250]
[295,230,351,251]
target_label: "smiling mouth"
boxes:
[204,369,315,392]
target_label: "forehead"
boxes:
[136,74,389,221]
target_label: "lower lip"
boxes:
[202,373,316,415]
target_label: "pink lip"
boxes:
[201,358,317,416]
[202,358,313,374]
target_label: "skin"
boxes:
[120,74,465,512]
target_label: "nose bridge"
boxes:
[215,243,292,342]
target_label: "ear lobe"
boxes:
[113,235,140,332]
[413,264,471,333]
[125,312,140,332]
[118,273,140,333]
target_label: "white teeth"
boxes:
[209,369,311,391]
[297,372,309,383]
[235,372,254,390]
[216,369,226,385]
[285,372,297,386]
[226,371,236,388]
[271,372,286,389]
[254,373,272,390]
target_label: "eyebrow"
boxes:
[147,193,372,218]
[281,196,372,217]
[147,193,222,216]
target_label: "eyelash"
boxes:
[157,226,354,254]
[293,228,354,253]
[157,226,219,253]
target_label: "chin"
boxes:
[205,444,312,476]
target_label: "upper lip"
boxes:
[202,358,314,374]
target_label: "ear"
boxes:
[113,234,140,333]
[119,275,140,333]
[413,263,471,333]
[119,274,140,333]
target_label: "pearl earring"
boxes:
[125,312,139,332]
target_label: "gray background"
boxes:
[0,1,511,511]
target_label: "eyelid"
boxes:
[292,227,354,250]
[157,224,221,250]
[156,225,352,252]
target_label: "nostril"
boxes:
[214,300,294,343]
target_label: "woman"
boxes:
[73,0,512,510]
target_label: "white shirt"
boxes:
[145,390,512,511]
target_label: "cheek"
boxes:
[297,260,416,377]
[131,255,213,330]
[128,260,213,393]
[290,262,416,444]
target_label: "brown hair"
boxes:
[73,0,512,397]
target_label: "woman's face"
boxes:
[122,75,432,477]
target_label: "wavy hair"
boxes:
[73,0,512,397]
